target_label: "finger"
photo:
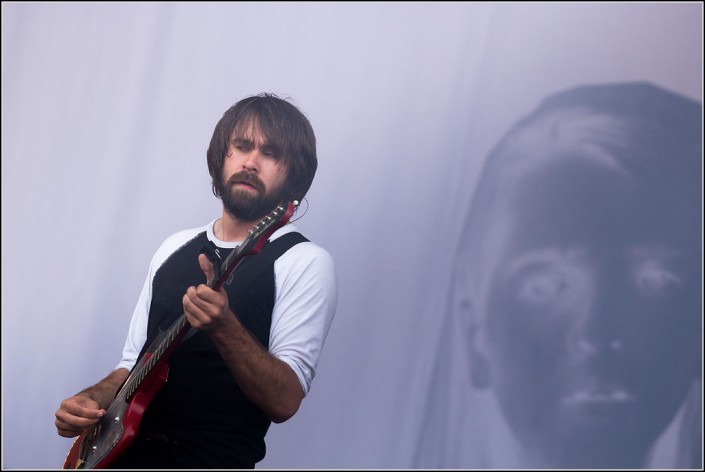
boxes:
[183,288,213,327]
[187,282,228,315]
[56,408,103,425]
[56,419,82,438]
[56,420,95,438]
[61,397,104,419]
[198,253,215,284]
[55,415,91,436]
[55,409,102,437]
[183,291,201,325]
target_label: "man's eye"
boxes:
[634,262,682,297]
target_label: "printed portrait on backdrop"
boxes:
[416,82,702,469]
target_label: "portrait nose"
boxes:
[566,277,628,359]
[567,334,624,358]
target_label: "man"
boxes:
[416,82,701,468]
[55,93,338,468]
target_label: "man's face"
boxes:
[475,158,700,464]
[220,126,289,222]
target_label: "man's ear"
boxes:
[458,298,492,389]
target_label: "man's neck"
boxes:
[216,211,258,242]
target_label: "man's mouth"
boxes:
[229,173,264,192]
[234,181,258,190]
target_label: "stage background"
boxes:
[2,2,702,469]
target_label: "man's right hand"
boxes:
[55,395,105,438]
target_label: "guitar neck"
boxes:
[121,314,190,401]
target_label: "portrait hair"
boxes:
[452,82,702,316]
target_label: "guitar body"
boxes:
[63,356,169,469]
[62,201,298,469]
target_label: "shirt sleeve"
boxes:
[115,274,150,371]
[268,241,338,396]
[115,225,207,371]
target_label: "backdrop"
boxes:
[2,2,702,469]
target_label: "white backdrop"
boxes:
[2,2,702,469]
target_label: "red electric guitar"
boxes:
[63,201,298,469]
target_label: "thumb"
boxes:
[198,253,216,284]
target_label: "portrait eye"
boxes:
[515,270,569,305]
[634,262,683,297]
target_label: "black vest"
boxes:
[132,231,308,468]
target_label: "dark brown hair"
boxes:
[206,93,318,201]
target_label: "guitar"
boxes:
[63,201,298,469]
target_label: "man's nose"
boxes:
[242,151,261,172]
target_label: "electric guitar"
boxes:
[63,201,298,469]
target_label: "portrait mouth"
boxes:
[561,386,635,406]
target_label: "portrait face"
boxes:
[473,156,700,466]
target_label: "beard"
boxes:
[220,170,288,222]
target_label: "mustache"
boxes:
[227,171,265,193]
